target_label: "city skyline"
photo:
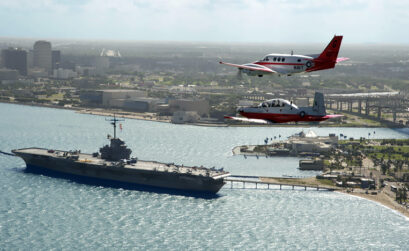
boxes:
[1,0,409,44]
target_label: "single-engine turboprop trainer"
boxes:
[219,35,349,77]
[225,92,342,124]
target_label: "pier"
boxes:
[225,175,337,191]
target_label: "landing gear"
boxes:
[258,75,263,77]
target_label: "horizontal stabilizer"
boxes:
[322,114,343,119]
[336,57,349,63]
[224,116,270,124]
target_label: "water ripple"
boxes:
[1,103,409,250]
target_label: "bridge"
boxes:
[325,91,409,125]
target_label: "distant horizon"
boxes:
[1,1,409,44]
[2,36,409,47]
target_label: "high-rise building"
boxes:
[27,50,34,68]
[33,40,52,74]
[1,48,28,76]
[52,50,61,70]
[94,56,110,76]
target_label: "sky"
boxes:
[1,0,409,44]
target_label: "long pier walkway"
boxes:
[225,175,338,191]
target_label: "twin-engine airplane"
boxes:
[219,35,349,77]
[225,92,343,124]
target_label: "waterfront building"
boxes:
[101,89,147,107]
[286,130,338,154]
[79,90,103,106]
[33,41,52,74]
[1,48,27,76]
[80,89,148,107]
[169,99,210,117]
[288,130,338,145]
[122,98,162,112]
[171,111,200,124]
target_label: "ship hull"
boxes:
[15,151,226,196]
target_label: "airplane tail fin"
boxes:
[312,92,326,115]
[316,35,343,62]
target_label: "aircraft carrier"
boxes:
[12,116,230,194]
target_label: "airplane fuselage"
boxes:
[239,109,328,123]
[237,96,330,123]
[253,54,314,76]
[239,107,328,123]
[225,93,342,124]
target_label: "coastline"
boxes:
[340,190,409,219]
[2,100,408,219]
[260,175,409,219]
[2,100,406,128]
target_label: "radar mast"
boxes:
[106,114,124,139]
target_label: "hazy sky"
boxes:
[1,0,408,43]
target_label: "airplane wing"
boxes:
[219,62,277,74]
[322,114,344,119]
[336,57,349,63]
[224,115,271,124]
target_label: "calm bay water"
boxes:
[1,103,409,250]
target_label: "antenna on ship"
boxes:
[106,114,124,139]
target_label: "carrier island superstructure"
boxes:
[12,116,230,194]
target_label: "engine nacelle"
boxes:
[241,69,260,76]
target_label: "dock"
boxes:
[225,175,337,191]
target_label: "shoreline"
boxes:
[340,190,409,219]
[2,100,407,128]
[260,176,409,219]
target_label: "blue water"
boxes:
[1,103,409,250]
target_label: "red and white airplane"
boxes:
[219,35,349,77]
[225,92,343,124]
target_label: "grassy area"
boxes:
[338,139,409,161]
[37,93,64,101]
[316,179,335,187]
[371,145,409,153]
[367,153,408,161]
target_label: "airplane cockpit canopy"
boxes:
[258,99,298,109]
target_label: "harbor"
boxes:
[1,103,409,249]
